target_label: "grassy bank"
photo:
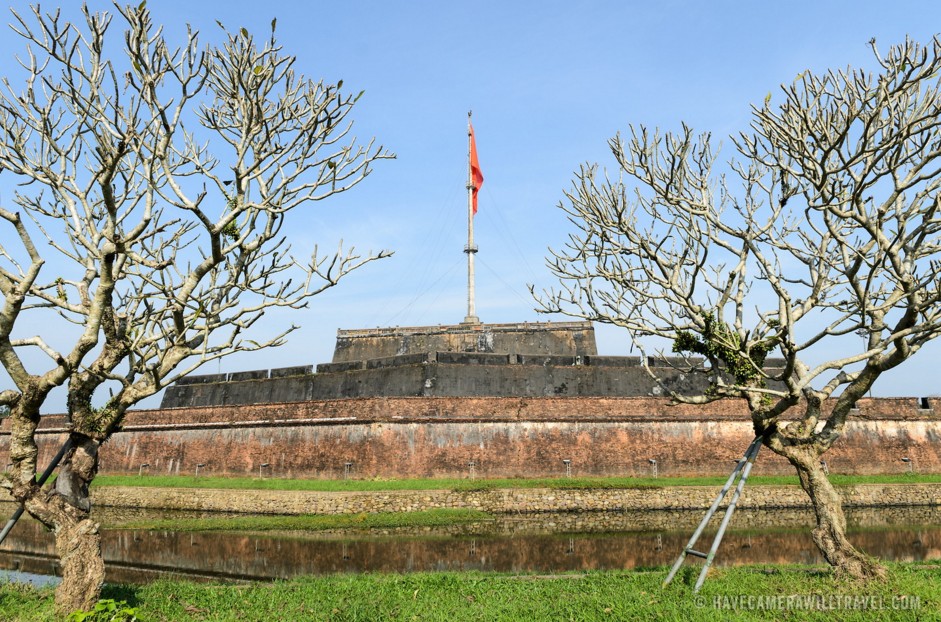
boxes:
[91,472,941,493]
[1,564,937,621]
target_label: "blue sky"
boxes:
[2,1,941,403]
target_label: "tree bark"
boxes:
[53,512,104,614]
[20,436,105,615]
[785,446,886,580]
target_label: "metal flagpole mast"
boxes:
[463,110,480,324]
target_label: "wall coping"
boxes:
[336,321,594,338]
[3,395,937,436]
[52,483,941,515]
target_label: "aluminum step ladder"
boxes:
[663,436,762,592]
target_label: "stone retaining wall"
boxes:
[84,483,941,516]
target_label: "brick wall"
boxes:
[159,356,719,408]
[331,321,599,362]
[2,396,938,478]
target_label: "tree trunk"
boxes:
[20,435,105,615]
[787,447,886,580]
[53,512,104,614]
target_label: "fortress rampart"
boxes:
[3,396,937,479]
[331,321,598,362]
[3,321,938,480]
[159,352,729,407]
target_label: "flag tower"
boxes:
[463,111,484,324]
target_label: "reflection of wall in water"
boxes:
[1,509,940,584]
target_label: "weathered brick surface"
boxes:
[2,397,938,478]
[159,356,783,406]
[332,322,599,362]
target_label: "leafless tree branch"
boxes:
[0,4,392,611]
[536,36,941,581]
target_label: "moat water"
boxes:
[1,505,939,585]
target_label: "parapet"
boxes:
[160,351,744,408]
[331,321,598,363]
[158,319,788,409]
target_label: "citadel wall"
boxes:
[331,321,598,363]
[160,354,721,407]
[4,321,937,481]
[3,396,937,479]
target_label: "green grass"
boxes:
[90,472,941,493]
[2,564,939,621]
[112,508,492,532]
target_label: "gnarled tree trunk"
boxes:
[51,509,104,614]
[20,435,105,615]
[779,443,886,580]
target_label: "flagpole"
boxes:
[463,110,480,324]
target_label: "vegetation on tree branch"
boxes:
[673,312,779,387]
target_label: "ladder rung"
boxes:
[686,549,708,559]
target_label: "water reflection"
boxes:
[0,568,60,588]
[0,506,939,585]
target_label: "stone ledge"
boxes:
[45,483,941,516]
[8,396,938,437]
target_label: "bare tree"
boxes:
[537,37,941,581]
[0,3,391,613]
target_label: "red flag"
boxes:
[470,122,484,215]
